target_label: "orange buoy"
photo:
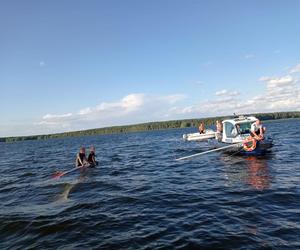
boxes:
[243,136,257,152]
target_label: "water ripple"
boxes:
[0,120,300,249]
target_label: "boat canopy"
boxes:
[221,116,257,143]
[222,115,257,125]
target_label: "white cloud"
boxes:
[233,74,299,112]
[215,89,240,97]
[290,64,300,74]
[121,93,144,110]
[3,64,300,137]
[159,94,186,104]
[32,72,300,136]
[78,107,92,115]
[256,74,300,110]
[43,113,72,120]
[36,113,73,130]
[258,76,270,81]
[35,93,187,133]
[215,89,227,96]
[259,75,294,87]
[171,73,300,117]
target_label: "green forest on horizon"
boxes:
[1,111,299,143]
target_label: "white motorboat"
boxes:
[182,129,216,141]
[179,115,273,160]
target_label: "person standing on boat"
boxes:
[75,147,89,167]
[251,119,265,140]
[88,146,98,167]
[199,122,205,134]
[215,120,223,141]
[216,120,223,133]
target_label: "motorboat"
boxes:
[178,115,273,160]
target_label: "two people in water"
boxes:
[75,146,98,167]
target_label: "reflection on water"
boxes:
[222,155,271,190]
[245,157,270,190]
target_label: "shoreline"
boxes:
[1,111,299,143]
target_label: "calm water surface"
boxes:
[0,119,300,249]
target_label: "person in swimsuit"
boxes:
[87,146,98,167]
[216,120,223,133]
[199,122,205,134]
[75,147,89,167]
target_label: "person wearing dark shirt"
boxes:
[88,146,98,167]
[75,147,89,167]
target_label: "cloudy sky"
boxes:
[1,1,300,137]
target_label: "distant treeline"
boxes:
[1,111,299,143]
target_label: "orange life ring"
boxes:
[243,137,257,151]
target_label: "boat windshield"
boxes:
[236,122,252,134]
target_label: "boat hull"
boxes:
[222,138,273,156]
[183,130,216,141]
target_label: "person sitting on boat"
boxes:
[88,146,98,167]
[199,122,205,134]
[216,120,223,133]
[250,119,265,140]
[75,147,89,167]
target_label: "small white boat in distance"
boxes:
[183,129,216,141]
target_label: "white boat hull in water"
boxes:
[183,130,216,141]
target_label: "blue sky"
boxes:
[1,0,300,136]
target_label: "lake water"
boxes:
[0,119,300,249]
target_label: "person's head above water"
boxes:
[90,146,95,152]
[79,147,86,154]
[256,119,261,125]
